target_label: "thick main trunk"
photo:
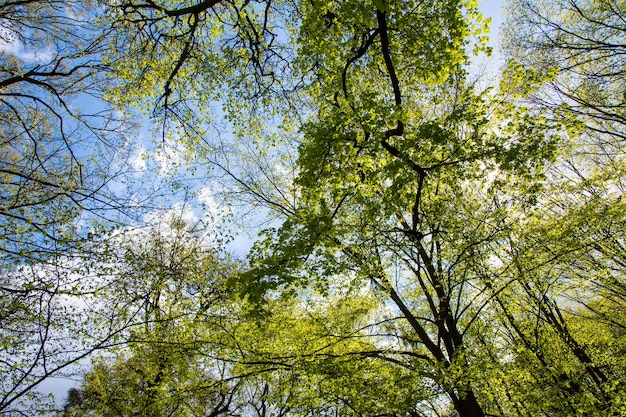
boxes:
[451,389,485,417]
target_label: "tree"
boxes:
[0,2,183,413]
[235,2,556,415]
[0,233,153,416]
[61,210,425,417]
[59,210,248,417]
[103,0,299,141]
[497,1,626,413]
[501,0,626,314]
[0,0,143,263]
[479,161,626,415]
[61,333,244,417]
[64,271,435,417]
[502,0,626,142]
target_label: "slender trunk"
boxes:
[387,281,485,417]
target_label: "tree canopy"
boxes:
[1,0,625,416]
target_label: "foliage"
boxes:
[59,212,243,417]
[2,1,626,417]
[237,2,549,416]
[502,0,626,140]
[0,0,142,263]
[61,217,425,417]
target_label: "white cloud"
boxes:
[197,185,234,224]
[197,186,219,213]
[154,141,183,177]
[129,144,148,171]
[0,36,53,63]
[141,203,200,236]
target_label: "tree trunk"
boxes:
[451,389,485,417]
